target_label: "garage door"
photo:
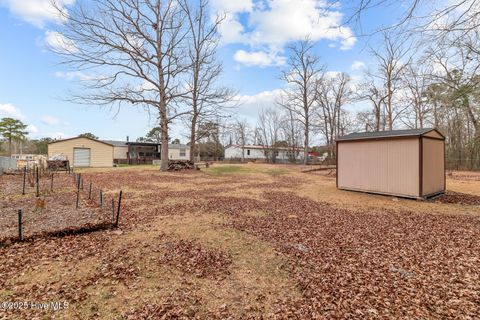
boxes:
[74,148,91,167]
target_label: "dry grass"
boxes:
[1,164,479,319]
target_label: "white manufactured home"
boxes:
[225,145,304,161]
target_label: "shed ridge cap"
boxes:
[337,128,444,141]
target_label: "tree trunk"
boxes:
[189,113,197,163]
[303,120,309,165]
[8,137,12,156]
[160,100,169,171]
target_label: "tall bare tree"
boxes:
[51,0,191,171]
[316,72,353,157]
[180,0,234,162]
[369,32,411,130]
[278,40,323,164]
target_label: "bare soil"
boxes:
[0,163,479,319]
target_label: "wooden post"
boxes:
[36,166,39,197]
[88,182,92,199]
[115,191,123,227]
[111,198,115,221]
[18,209,23,241]
[22,167,26,195]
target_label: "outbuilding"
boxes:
[336,128,445,199]
[48,136,114,168]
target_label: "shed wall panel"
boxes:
[422,138,445,196]
[338,138,420,197]
[48,138,113,167]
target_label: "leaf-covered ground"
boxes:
[0,164,479,319]
[0,173,117,242]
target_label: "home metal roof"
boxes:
[337,128,444,141]
[102,140,128,147]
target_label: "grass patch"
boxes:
[206,165,248,175]
[206,164,289,176]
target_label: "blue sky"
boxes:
[0,0,397,143]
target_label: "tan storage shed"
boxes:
[336,128,445,199]
[48,136,114,168]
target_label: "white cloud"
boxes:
[0,103,25,120]
[234,89,283,121]
[54,71,95,81]
[234,50,286,67]
[211,0,253,14]
[351,60,366,71]
[27,125,39,134]
[212,0,357,66]
[41,115,60,126]
[0,0,74,28]
[44,30,77,53]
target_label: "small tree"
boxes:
[79,132,99,140]
[0,118,28,156]
[145,127,163,144]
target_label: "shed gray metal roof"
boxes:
[337,128,444,141]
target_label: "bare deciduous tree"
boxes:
[280,109,303,163]
[232,118,250,162]
[369,32,411,130]
[278,40,323,164]
[180,0,235,163]
[316,72,353,157]
[51,0,191,171]
[256,108,282,163]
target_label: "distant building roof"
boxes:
[102,140,128,147]
[337,128,444,141]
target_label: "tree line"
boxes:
[35,0,479,170]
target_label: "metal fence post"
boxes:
[88,182,92,199]
[76,190,80,209]
[36,166,40,197]
[100,190,103,206]
[18,209,23,241]
[50,173,54,192]
[111,198,115,221]
[115,191,123,227]
[22,167,26,195]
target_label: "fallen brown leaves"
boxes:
[228,191,480,318]
[1,167,479,319]
[436,191,480,205]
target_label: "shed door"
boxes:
[74,148,91,167]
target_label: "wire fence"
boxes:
[0,167,123,245]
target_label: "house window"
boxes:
[247,150,250,156]
[180,149,186,157]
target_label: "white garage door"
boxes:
[74,148,91,167]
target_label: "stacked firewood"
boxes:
[167,160,196,171]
